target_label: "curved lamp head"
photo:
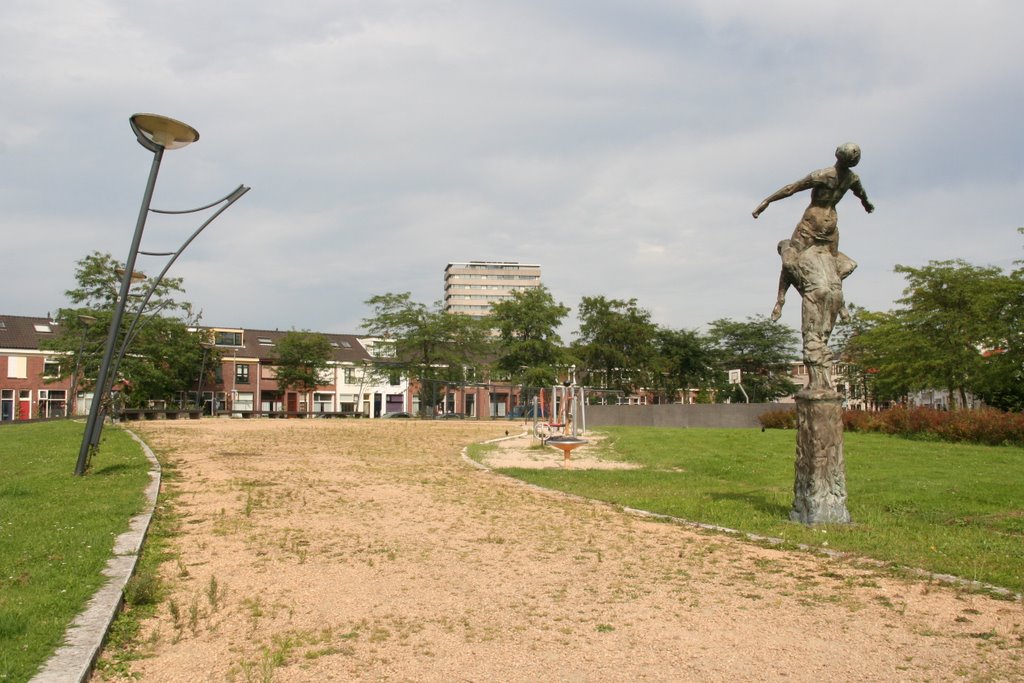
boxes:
[115,268,147,282]
[130,113,200,152]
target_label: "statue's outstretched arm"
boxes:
[851,178,875,213]
[752,174,814,219]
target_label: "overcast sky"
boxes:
[3,1,1022,340]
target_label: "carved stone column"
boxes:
[790,387,850,524]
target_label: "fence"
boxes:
[586,403,778,429]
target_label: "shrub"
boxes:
[840,406,1024,446]
[765,405,1023,445]
[932,408,1024,446]
[842,409,877,433]
[758,409,796,430]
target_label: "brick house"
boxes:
[193,327,411,417]
[0,314,414,421]
[0,315,76,420]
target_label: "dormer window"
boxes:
[215,331,243,346]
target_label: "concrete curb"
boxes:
[31,428,161,683]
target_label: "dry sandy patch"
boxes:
[478,431,639,470]
[97,420,1023,682]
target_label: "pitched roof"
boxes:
[194,327,379,364]
[0,314,383,366]
[0,315,62,351]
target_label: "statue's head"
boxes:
[835,142,861,167]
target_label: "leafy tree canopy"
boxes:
[572,296,658,394]
[650,326,714,403]
[361,292,490,413]
[848,257,1023,409]
[704,316,799,403]
[490,285,570,389]
[44,251,208,407]
[273,330,334,396]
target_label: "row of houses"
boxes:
[2,312,893,423]
[0,315,407,420]
[0,314,549,421]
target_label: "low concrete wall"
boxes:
[585,403,783,429]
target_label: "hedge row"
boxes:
[758,406,1024,447]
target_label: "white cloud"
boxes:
[2,0,1022,337]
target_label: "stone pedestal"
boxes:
[790,388,851,525]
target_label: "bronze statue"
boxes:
[753,142,874,322]
[752,143,875,524]
[753,143,874,390]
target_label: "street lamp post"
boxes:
[87,294,172,451]
[75,113,246,476]
[89,177,247,449]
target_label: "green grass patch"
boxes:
[0,421,151,681]
[466,442,498,464]
[497,427,1024,593]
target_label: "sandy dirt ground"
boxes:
[98,420,1023,682]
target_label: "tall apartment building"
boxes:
[443,261,542,318]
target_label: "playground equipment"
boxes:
[532,372,587,467]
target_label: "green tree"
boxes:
[650,326,714,403]
[980,229,1024,410]
[850,258,1022,410]
[829,304,886,407]
[362,293,490,416]
[573,296,657,394]
[45,251,208,407]
[704,316,799,403]
[490,285,570,390]
[273,330,334,410]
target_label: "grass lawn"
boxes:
[498,427,1024,595]
[0,421,151,682]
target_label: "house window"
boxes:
[234,392,254,413]
[388,370,402,386]
[38,390,67,418]
[7,356,27,379]
[343,368,359,385]
[258,337,273,347]
[44,358,61,378]
[1,389,14,421]
[313,392,333,412]
[235,364,250,384]
[368,342,395,358]
[215,331,242,346]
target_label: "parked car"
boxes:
[383,411,412,418]
[436,412,464,419]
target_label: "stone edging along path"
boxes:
[464,432,1022,604]
[31,429,161,683]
